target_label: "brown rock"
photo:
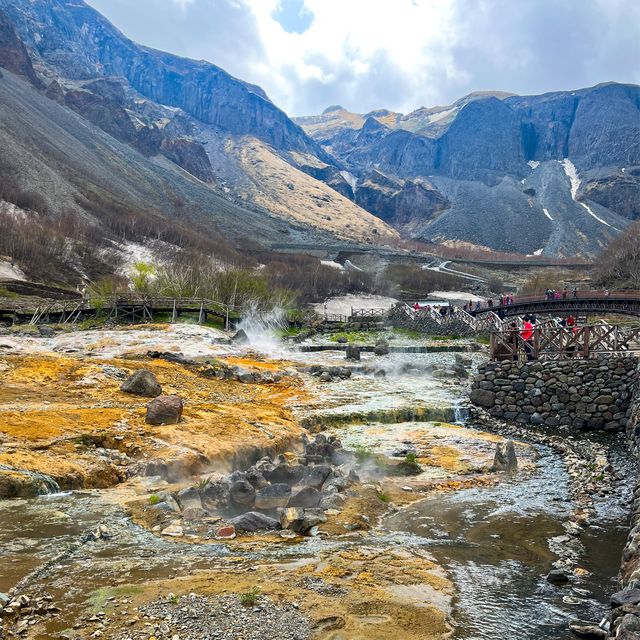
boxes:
[145,395,183,425]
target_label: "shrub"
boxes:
[239,587,260,607]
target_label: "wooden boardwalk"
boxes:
[0,296,236,327]
[490,323,640,361]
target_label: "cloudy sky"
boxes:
[85,0,640,116]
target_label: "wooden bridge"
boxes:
[0,296,238,328]
[475,291,640,320]
[490,323,640,361]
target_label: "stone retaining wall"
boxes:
[608,362,640,639]
[470,357,639,433]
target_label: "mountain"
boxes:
[0,0,397,264]
[296,84,640,257]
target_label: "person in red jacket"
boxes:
[521,314,534,360]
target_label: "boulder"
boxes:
[301,465,333,489]
[177,486,202,511]
[568,622,606,639]
[268,464,305,485]
[546,568,570,585]
[491,440,518,472]
[229,480,256,507]
[229,511,280,532]
[254,483,291,510]
[230,329,249,344]
[611,589,640,607]
[280,507,327,535]
[121,369,162,397]
[288,487,322,509]
[145,395,183,425]
[470,389,496,408]
[345,345,361,361]
[374,339,389,356]
[181,506,208,521]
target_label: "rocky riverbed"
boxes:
[0,323,636,639]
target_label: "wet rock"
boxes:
[319,371,333,382]
[254,483,291,509]
[120,369,162,397]
[38,325,56,338]
[229,480,256,507]
[345,344,361,361]
[288,487,322,509]
[491,439,518,472]
[611,589,640,607]
[230,329,249,344]
[229,511,280,532]
[546,568,571,585]
[568,621,606,638]
[374,339,389,356]
[145,395,183,425]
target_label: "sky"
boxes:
[84,0,640,117]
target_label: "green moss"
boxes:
[88,585,144,611]
[148,494,160,505]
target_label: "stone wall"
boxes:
[470,357,639,433]
[607,362,640,639]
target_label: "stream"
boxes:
[0,338,635,639]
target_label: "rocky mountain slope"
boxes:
[0,0,396,251]
[296,85,640,256]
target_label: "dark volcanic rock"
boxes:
[229,480,256,507]
[121,369,162,397]
[229,511,280,532]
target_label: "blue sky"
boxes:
[85,0,640,116]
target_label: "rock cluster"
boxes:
[110,593,311,640]
[603,363,640,639]
[148,434,357,539]
[0,592,61,636]
[304,365,353,383]
[471,357,638,432]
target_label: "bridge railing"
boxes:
[491,323,640,361]
[479,290,640,311]
[349,308,388,320]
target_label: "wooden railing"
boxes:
[491,324,640,361]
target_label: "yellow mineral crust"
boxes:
[0,353,307,492]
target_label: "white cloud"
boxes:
[86,0,640,117]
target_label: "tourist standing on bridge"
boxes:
[521,314,535,361]
[573,287,578,298]
[563,287,568,299]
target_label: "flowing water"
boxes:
[0,333,635,639]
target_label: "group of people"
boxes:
[496,313,579,362]
[545,287,578,300]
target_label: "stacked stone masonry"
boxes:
[471,357,640,638]
[470,357,639,433]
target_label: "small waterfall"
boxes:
[236,304,288,355]
[452,401,470,424]
[0,463,61,495]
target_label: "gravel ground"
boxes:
[112,593,311,640]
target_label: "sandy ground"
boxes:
[313,294,399,316]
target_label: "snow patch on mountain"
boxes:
[527,160,540,169]
[543,208,553,220]
[340,170,358,193]
[561,158,616,228]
